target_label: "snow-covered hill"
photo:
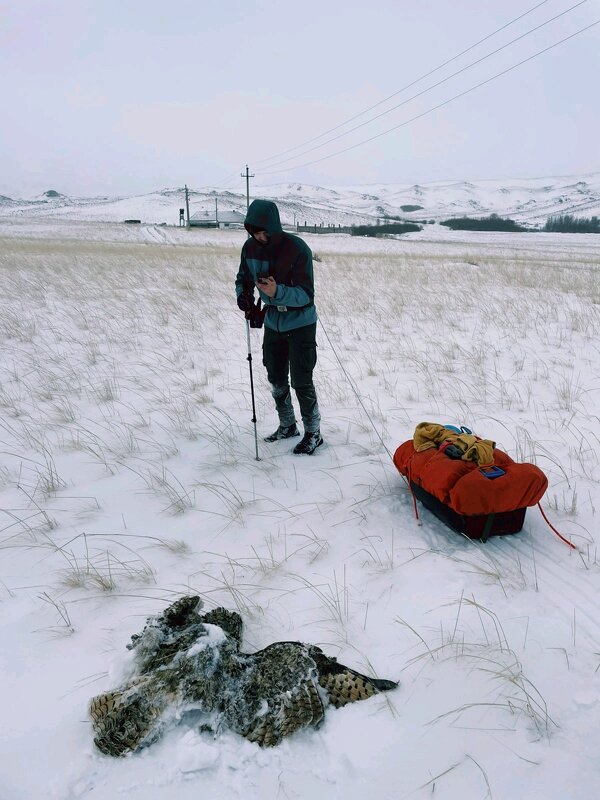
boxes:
[1,172,599,227]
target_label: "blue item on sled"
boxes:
[479,466,506,480]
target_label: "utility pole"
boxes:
[215,196,218,227]
[184,184,190,227]
[241,164,254,212]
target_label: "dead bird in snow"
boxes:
[89,596,398,755]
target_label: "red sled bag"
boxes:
[393,438,548,541]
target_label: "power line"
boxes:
[207,169,246,192]
[213,175,242,190]
[260,20,599,177]
[182,167,248,212]
[252,0,556,167]
[258,1,588,172]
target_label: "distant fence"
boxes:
[296,224,353,234]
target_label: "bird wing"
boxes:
[243,679,325,747]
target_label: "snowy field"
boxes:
[1,220,599,800]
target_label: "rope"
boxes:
[318,323,573,548]
[537,502,577,550]
[318,317,420,520]
[407,461,420,521]
[318,317,393,461]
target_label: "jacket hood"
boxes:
[244,199,283,236]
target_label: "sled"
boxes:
[393,437,548,542]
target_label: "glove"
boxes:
[247,299,266,329]
[237,293,253,312]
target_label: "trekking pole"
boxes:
[245,318,260,461]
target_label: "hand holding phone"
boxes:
[256,275,276,298]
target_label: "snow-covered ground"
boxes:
[1,219,599,800]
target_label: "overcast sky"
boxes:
[1,0,598,196]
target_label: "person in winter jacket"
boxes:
[235,199,323,455]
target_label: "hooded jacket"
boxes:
[235,199,318,333]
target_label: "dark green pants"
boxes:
[262,323,321,432]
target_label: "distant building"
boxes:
[189,210,246,229]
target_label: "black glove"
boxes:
[237,293,253,312]
[247,301,266,329]
[443,444,464,460]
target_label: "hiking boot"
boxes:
[292,430,323,455]
[264,423,300,443]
